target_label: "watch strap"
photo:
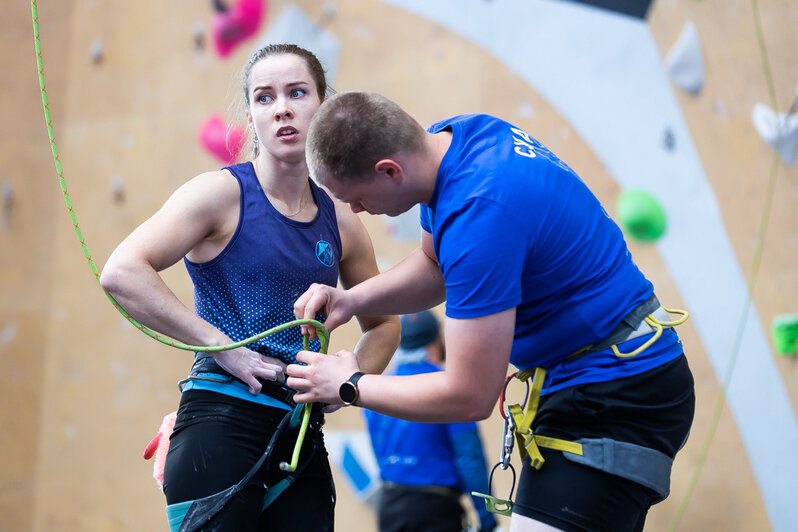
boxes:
[339,371,365,406]
[349,371,365,387]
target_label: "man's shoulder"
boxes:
[428,113,500,133]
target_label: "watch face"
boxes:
[339,382,357,404]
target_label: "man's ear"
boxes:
[374,159,403,183]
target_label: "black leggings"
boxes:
[513,355,695,532]
[163,390,335,531]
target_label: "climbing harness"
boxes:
[475,296,689,515]
[168,325,329,531]
[506,367,585,471]
[30,0,330,518]
[172,400,326,532]
[179,372,297,410]
[165,373,327,532]
[567,294,688,360]
[470,373,526,514]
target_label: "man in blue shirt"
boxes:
[288,92,695,531]
[365,311,497,532]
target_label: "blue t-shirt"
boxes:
[185,162,341,370]
[421,115,682,392]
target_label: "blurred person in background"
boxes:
[365,311,497,532]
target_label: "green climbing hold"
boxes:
[617,189,667,242]
[771,314,798,356]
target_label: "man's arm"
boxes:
[334,203,400,374]
[287,307,515,423]
[100,171,285,393]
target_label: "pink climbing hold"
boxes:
[198,114,245,164]
[211,0,266,58]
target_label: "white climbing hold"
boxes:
[665,20,704,95]
[90,38,103,64]
[752,102,798,165]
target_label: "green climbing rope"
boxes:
[668,1,784,529]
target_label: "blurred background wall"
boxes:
[1,0,796,530]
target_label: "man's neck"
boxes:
[418,130,452,203]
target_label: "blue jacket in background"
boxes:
[364,358,496,531]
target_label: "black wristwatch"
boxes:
[338,371,365,406]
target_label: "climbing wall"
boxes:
[1,0,796,531]
[0,2,73,530]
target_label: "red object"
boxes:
[142,432,161,460]
[212,0,266,58]
[143,411,177,491]
[198,114,246,164]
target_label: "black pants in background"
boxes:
[377,485,465,532]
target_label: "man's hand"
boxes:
[286,349,361,404]
[293,283,356,338]
[212,348,286,394]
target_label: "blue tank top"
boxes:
[184,162,341,370]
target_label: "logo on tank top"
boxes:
[315,239,335,267]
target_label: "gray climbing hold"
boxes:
[665,20,704,95]
[752,99,798,165]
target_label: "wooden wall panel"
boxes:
[0,2,73,530]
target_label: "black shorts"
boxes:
[513,355,695,532]
[163,390,335,532]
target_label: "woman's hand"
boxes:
[213,348,287,394]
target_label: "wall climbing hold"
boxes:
[198,114,245,164]
[211,0,266,58]
[616,188,667,242]
[90,38,103,64]
[665,20,704,95]
[752,88,798,166]
[771,314,798,357]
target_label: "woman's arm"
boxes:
[101,171,230,342]
[100,171,285,392]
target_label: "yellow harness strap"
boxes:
[505,305,689,470]
[612,306,689,358]
[507,367,583,470]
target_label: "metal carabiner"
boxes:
[498,371,529,469]
[501,416,516,470]
[500,371,531,420]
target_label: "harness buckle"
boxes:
[177,371,232,392]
